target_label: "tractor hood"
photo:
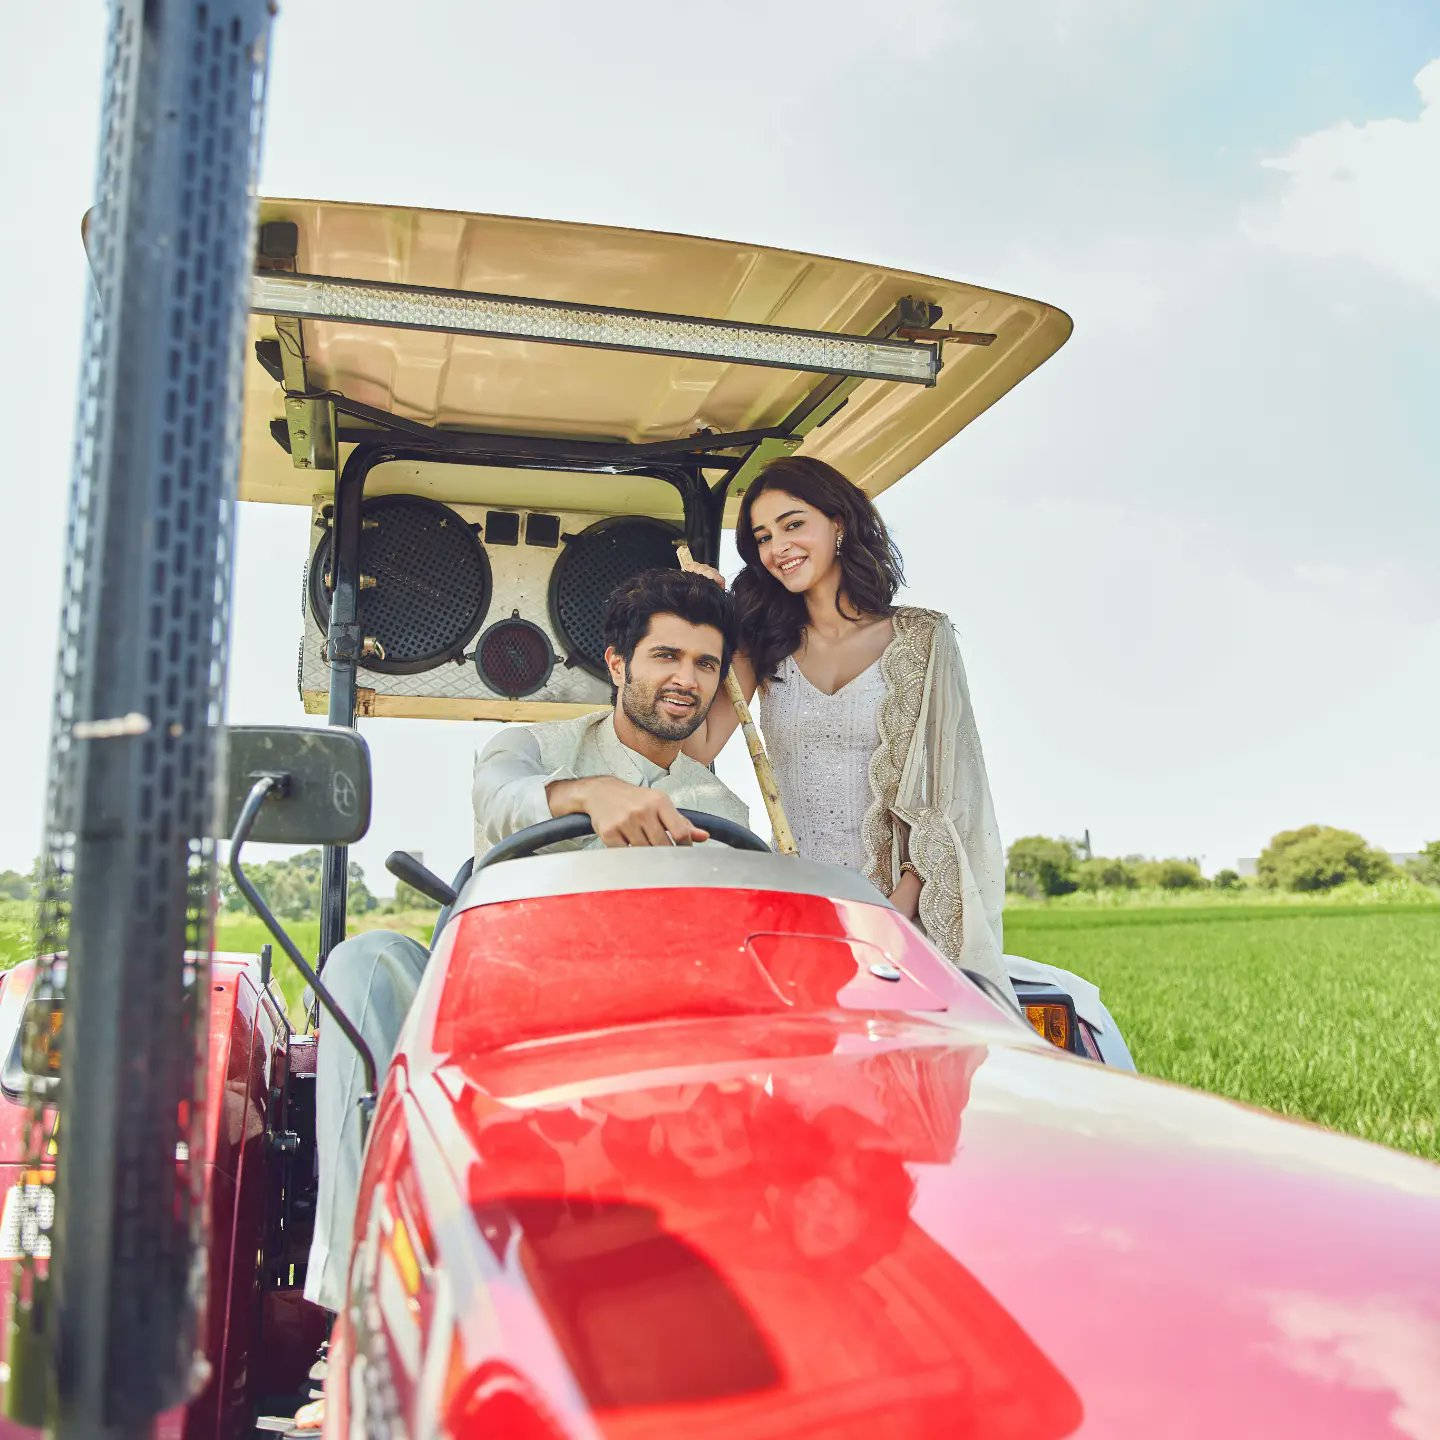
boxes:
[398,1013,1440,1439]
[400,1013,1440,1440]
[345,860,1440,1436]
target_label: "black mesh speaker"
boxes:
[475,615,557,698]
[309,495,492,674]
[548,517,682,678]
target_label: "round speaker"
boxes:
[548,517,681,679]
[308,495,492,675]
[475,615,556,698]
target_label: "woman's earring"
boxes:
[835,531,844,556]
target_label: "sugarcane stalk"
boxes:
[676,543,799,856]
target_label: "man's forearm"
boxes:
[545,776,596,818]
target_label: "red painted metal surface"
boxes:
[0,957,326,1440]
[328,885,1440,1439]
[4,877,1439,1436]
[190,959,293,1439]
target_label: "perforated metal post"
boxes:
[10,2,274,1436]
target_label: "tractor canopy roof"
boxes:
[236,198,1073,519]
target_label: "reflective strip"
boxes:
[251,272,940,385]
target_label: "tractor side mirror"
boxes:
[223,725,380,1106]
[220,725,371,845]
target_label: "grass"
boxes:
[212,908,436,1017]
[1006,901,1440,1162]
[5,892,1438,1164]
[0,898,435,1022]
[0,902,30,971]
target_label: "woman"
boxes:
[683,455,1008,992]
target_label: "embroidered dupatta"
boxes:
[861,607,1009,990]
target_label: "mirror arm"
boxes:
[228,776,379,1106]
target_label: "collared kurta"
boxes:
[471,709,750,858]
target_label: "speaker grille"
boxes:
[548,517,681,678]
[309,495,492,674]
[476,616,556,698]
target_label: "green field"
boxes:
[3,895,1437,1164]
[1007,901,1440,1161]
[0,903,31,972]
[0,902,434,1020]
[212,909,433,1016]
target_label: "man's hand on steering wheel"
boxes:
[545,776,710,847]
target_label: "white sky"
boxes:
[2,3,1438,886]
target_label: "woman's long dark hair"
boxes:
[733,456,905,683]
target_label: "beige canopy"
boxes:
[239,198,1071,518]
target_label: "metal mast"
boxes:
[9,2,275,1435]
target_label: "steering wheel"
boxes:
[474,809,771,874]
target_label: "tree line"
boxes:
[4,827,1439,913]
[0,850,441,917]
[1007,826,1440,898]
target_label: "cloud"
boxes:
[1243,59,1440,300]
[1264,1292,1440,1440]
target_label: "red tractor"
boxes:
[6,5,1439,1438]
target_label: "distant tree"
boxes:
[217,849,376,918]
[1405,840,1440,888]
[347,860,378,914]
[1257,825,1394,892]
[1074,856,1138,892]
[1154,858,1206,890]
[0,870,31,902]
[1212,868,1242,890]
[1129,857,1207,890]
[255,853,315,920]
[1006,836,1078,897]
[218,869,246,912]
[392,880,439,912]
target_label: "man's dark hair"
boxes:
[602,568,737,688]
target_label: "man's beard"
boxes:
[621,670,709,742]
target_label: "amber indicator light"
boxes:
[1025,1002,1072,1051]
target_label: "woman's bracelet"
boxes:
[899,861,920,882]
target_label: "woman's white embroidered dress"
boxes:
[759,652,886,878]
[759,606,1008,991]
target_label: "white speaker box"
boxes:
[298,495,682,721]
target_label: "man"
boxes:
[303,569,749,1319]
[470,567,749,856]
